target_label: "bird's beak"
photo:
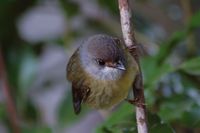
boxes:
[106,61,126,71]
[115,61,126,71]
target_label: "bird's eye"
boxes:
[115,59,120,64]
[96,59,105,66]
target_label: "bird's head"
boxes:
[80,34,127,80]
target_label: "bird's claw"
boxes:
[125,98,146,106]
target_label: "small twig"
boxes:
[0,48,20,133]
[118,0,148,133]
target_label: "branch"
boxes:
[0,48,20,133]
[118,0,148,133]
[180,0,196,56]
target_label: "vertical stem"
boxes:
[0,48,20,133]
[180,0,196,56]
[118,0,148,133]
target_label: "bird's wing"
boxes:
[66,47,90,114]
[72,83,90,114]
[66,49,79,81]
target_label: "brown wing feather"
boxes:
[67,48,90,114]
[72,83,90,114]
[67,48,79,81]
[72,83,82,114]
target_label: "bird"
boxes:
[67,34,138,114]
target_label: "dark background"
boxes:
[0,0,200,133]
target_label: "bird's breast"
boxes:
[85,65,135,109]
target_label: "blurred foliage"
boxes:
[60,0,80,17]
[96,10,200,133]
[0,0,200,133]
[22,126,52,133]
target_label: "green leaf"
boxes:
[20,99,39,123]
[103,103,133,125]
[96,103,136,133]
[0,103,6,119]
[22,126,52,133]
[188,11,200,30]
[148,113,175,133]
[149,123,174,133]
[97,109,175,133]
[57,90,89,125]
[98,0,118,15]
[141,57,174,87]
[60,0,80,17]
[57,91,76,124]
[179,57,200,75]
[18,51,37,93]
[180,104,200,128]
[159,94,194,121]
[155,31,186,64]
[0,0,15,5]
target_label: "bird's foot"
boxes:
[125,98,146,106]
